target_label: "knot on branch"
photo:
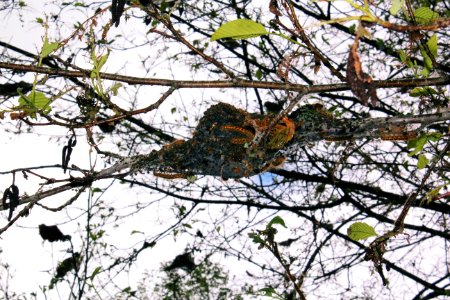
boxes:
[365,238,389,286]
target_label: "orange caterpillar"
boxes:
[380,132,417,141]
[153,172,188,179]
[220,125,255,144]
[379,125,417,141]
[221,116,295,150]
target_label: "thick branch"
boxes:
[0,62,449,93]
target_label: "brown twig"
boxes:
[264,229,307,300]
[278,0,346,81]
[142,5,236,79]
[366,137,450,285]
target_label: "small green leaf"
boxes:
[248,232,265,244]
[420,47,433,73]
[398,50,407,64]
[428,185,443,198]
[90,266,102,281]
[97,53,109,71]
[409,87,437,97]
[398,50,413,68]
[18,91,52,117]
[255,69,263,80]
[91,51,110,79]
[427,34,438,58]
[408,133,443,156]
[259,287,276,296]
[171,107,177,114]
[420,185,443,206]
[110,82,122,96]
[41,37,60,58]
[267,216,287,229]
[427,132,443,142]
[421,66,430,77]
[187,175,197,183]
[130,230,144,235]
[408,135,429,156]
[417,154,429,169]
[390,0,405,15]
[91,187,103,193]
[347,222,377,241]
[211,19,268,41]
[160,1,170,12]
[348,24,356,34]
[414,7,439,25]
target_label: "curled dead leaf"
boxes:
[346,37,379,106]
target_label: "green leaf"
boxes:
[348,24,356,34]
[89,266,102,281]
[267,216,287,229]
[258,287,284,299]
[414,7,439,25]
[41,37,60,58]
[74,2,87,7]
[417,154,429,169]
[423,52,433,70]
[248,232,265,244]
[211,19,268,41]
[18,91,52,117]
[347,222,377,241]
[408,135,428,156]
[390,0,405,15]
[427,132,443,142]
[183,223,192,229]
[259,287,276,296]
[91,187,103,193]
[398,50,407,63]
[408,133,442,156]
[130,230,144,235]
[409,87,437,97]
[109,82,122,96]
[255,69,263,80]
[427,34,438,58]
[420,185,443,205]
[97,53,109,71]
[187,175,197,183]
[420,66,430,77]
[398,50,413,68]
[91,51,110,79]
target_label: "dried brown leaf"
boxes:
[346,37,379,106]
[269,0,282,16]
